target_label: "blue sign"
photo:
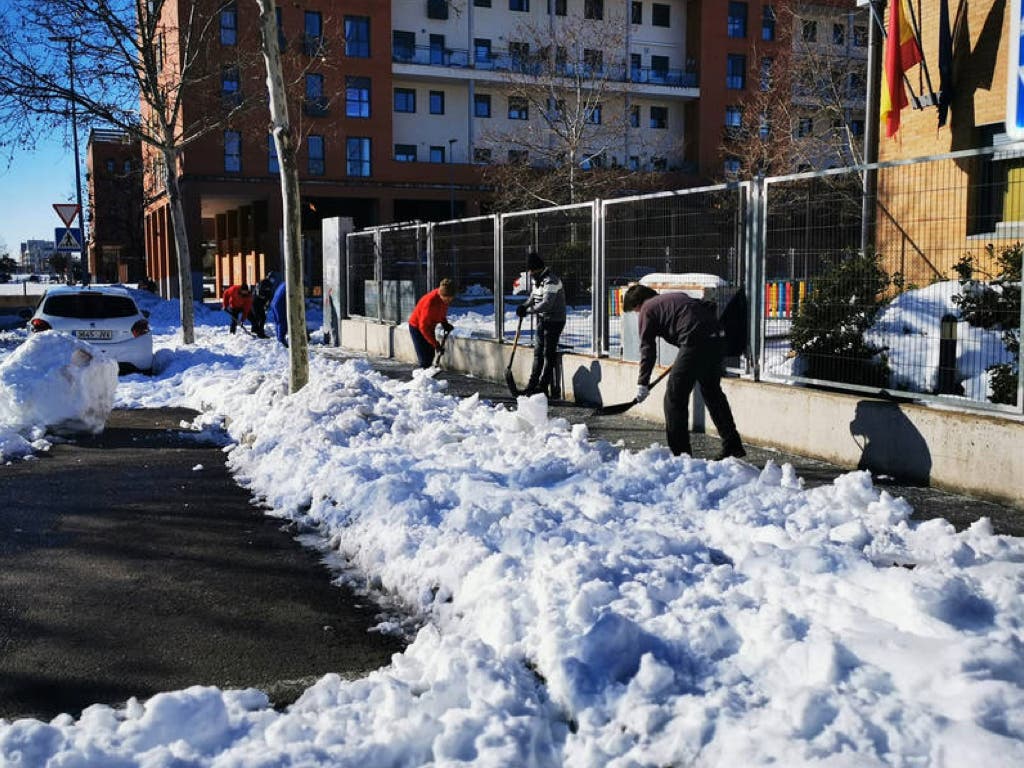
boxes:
[1008,0,1024,139]
[54,227,82,252]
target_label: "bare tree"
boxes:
[254,0,308,392]
[0,0,266,344]
[477,9,675,211]
[721,2,868,180]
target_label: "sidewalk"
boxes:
[336,351,1024,538]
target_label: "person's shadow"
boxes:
[571,361,604,406]
[849,400,932,485]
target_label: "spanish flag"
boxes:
[880,0,923,138]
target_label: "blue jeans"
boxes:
[409,325,435,368]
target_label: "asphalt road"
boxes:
[0,407,404,721]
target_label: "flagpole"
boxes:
[861,1,883,254]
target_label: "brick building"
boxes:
[140,0,861,295]
[86,129,145,283]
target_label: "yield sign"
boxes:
[53,203,80,226]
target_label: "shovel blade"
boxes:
[594,399,638,416]
[505,368,520,396]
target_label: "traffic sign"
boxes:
[54,227,82,252]
[53,203,80,227]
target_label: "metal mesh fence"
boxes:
[433,217,498,339]
[341,146,1021,414]
[762,151,1022,411]
[501,204,595,352]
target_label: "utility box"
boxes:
[620,273,732,363]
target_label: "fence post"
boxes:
[495,213,504,341]
[425,223,435,296]
[746,178,765,380]
[374,229,383,324]
[591,199,605,355]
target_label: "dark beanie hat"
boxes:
[526,251,544,270]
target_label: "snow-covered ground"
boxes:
[0,288,1023,766]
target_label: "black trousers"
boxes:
[527,319,565,396]
[664,338,740,456]
[409,325,435,368]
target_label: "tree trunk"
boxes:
[256,0,308,392]
[162,145,195,345]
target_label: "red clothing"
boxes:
[222,284,253,320]
[408,288,449,347]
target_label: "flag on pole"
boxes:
[880,0,924,138]
[937,0,954,128]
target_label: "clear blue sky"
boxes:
[0,134,82,261]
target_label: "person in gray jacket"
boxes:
[515,251,566,397]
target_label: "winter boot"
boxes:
[714,437,746,461]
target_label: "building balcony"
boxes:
[392,45,699,93]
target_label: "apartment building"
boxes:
[140,0,857,291]
[86,129,145,284]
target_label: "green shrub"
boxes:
[790,251,892,388]
[952,243,1021,405]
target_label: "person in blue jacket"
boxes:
[268,280,289,347]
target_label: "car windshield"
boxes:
[43,294,138,319]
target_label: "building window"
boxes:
[631,2,642,24]
[474,38,492,65]
[346,76,371,118]
[628,155,640,171]
[651,55,669,81]
[105,159,115,173]
[224,130,241,173]
[802,19,817,43]
[268,136,279,174]
[123,159,132,174]
[508,96,529,120]
[832,22,845,46]
[760,57,773,91]
[305,73,327,115]
[220,2,237,46]
[584,48,603,74]
[346,137,371,176]
[430,90,445,114]
[509,41,530,71]
[510,0,529,11]
[394,88,416,113]
[724,157,740,178]
[304,11,323,56]
[395,144,417,162]
[474,147,492,163]
[725,105,743,130]
[393,30,415,62]
[797,117,813,137]
[344,16,370,57]
[759,114,770,140]
[629,104,640,127]
[427,0,449,20]
[508,149,528,164]
[652,157,667,171]
[726,54,746,89]
[727,2,747,38]
[549,0,567,14]
[651,3,670,27]
[308,135,324,175]
[849,119,864,137]
[221,66,240,106]
[849,71,865,97]
[587,103,602,124]
[474,93,492,117]
[430,34,448,65]
[762,5,776,41]
[649,105,667,129]
[585,0,603,20]
[430,145,446,163]
[853,25,868,47]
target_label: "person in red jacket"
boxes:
[408,278,456,368]
[222,283,254,334]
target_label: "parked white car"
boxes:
[28,285,153,374]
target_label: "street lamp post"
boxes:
[448,138,457,220]
[50,36,86,277]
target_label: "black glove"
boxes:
[516,304,528,318]
[441,321,454,333]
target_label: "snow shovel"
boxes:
[433,327,450,367]
[505,316,524,395]
[594,368,671,416]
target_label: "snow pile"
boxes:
[0,289,1022,766]
[0,333,118,459]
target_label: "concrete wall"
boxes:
[337,318,1024,510]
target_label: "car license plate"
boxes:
[76,329,113,341]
